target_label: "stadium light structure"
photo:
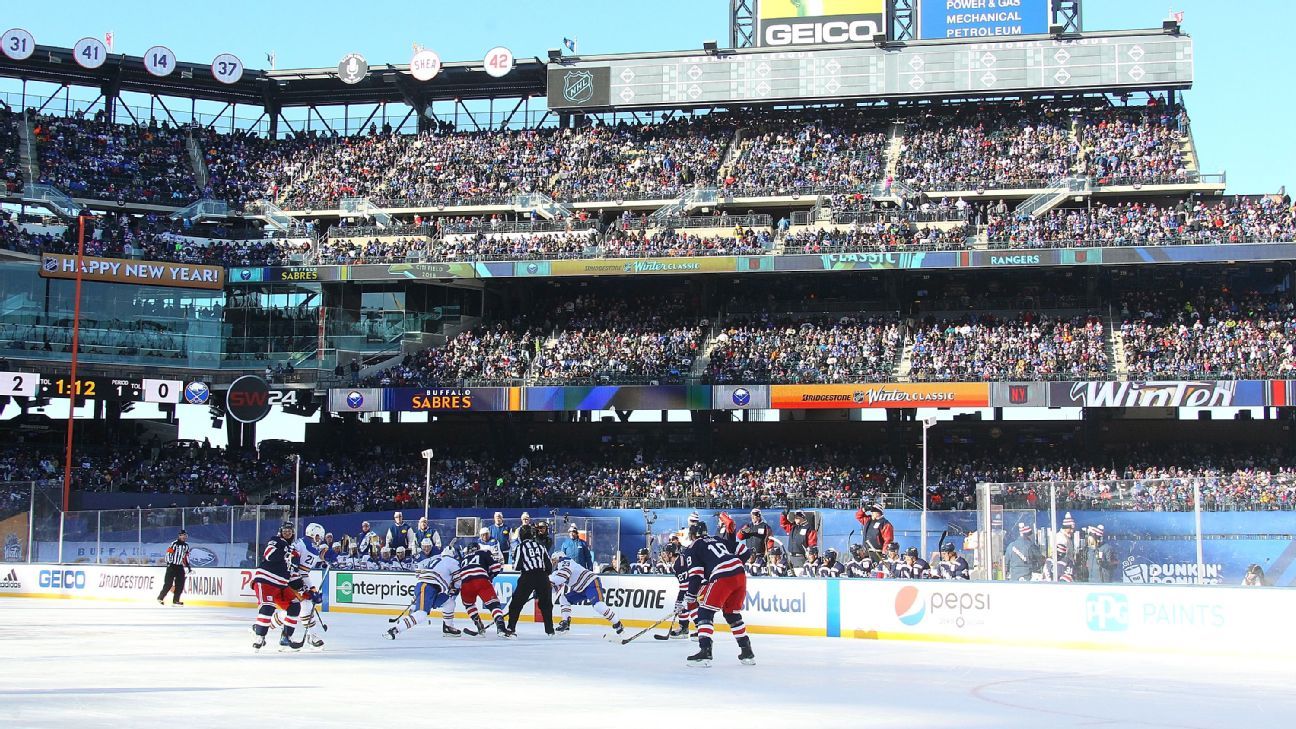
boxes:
[921,417,938,557]
[547,49,562,63]
[703,40,719,56]
[422,449,435,519]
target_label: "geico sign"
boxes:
[763,19,883,46]
[39,569,87,589]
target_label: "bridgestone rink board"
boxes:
[1,598,1293,728]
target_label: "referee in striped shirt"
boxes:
[507,525,555,635]
[157,529,192,606]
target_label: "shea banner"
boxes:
[771,383,989,409]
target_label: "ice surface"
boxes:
[1,599,1291,728]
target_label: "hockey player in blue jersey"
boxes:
[680,522,754,667]
[817,548,847,577]
[550,551,624,636]
[630,548,654,574]
[845,544,875,578]
[898,547,931,579]
[385,546,463,640]
[456,541,514,638]
[660,542,695,638]
[935,543,971,580]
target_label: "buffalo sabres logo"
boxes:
[346,391,365,409]
[184,381,211,405]
[732,388,751,407]
[562,70,595,104]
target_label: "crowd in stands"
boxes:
[0,108,22,195]
[908,313,1110,381]
[895,103,1077,191]
[785,221,972,253]
[722,110,889,194]
[706,316,902,383]
[987,196,1296,248]
[926,444,1296,512]
[602,226,772,257]
[33,114,198,204]
[1119,289,1296,380]
[1077,103,1189,185]
[533,296,704,383]
[364,323,540,386]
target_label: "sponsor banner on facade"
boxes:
[989,382,1049,408]
[757,0,887,47]
[771,383,989,409]
[531,256,761,277]
[712,385,771,410]
[1048,380,1265,408]
[522,386,712,412]
[39,254,224,290]
[779,251,948,271]
[917,0,1050,40]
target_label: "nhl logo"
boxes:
[853,390,867,404]
[42,257,58,272]
[563,70,595,104]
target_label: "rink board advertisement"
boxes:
[771,383,990,409]
[34,541,249,566]
[327,571,828,634]
[835,580,1296,656]
[0,564,258,607]
[917,0,1050,40]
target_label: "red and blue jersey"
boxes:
[253,536,296,588]
[456,549,503,585]
[683,536,747,597]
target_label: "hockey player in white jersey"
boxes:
[550,551,624,637]
[385,545,463,640]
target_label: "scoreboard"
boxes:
[0,372,211,404]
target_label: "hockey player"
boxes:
[477,527,503,561]
[1006,523,1043,581]
[817,548,846,577]
[662,542,696,639]
[798,545,822,576]
[550,551,624,636]
[898,547,931,579]
[744,552,768,576]
[935,543,971,580]
[394,546,414,571]
[764,546,794,577]
[455,541,514,637]
[1040,543,1075,582]
[251,522,305,651]
[680,521,754,667]
[879,543,902,578]
[270,522,328,649]
[385,546,463,640]
[845,544,875,578]
[630,548,654,574]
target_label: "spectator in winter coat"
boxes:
[559,524,593,570]
[1005,523,1044,580]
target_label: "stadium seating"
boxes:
[33,114,198,204]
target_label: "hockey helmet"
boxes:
[279,521,295,536]
[905,547,920,559]
[637,548,650,558]
[687,521,708,541]
[305,523,325,541]
[823,548,838,561]
[660,542,679,558]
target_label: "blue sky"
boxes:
[0,0,1289,193]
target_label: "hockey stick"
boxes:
[620,612,677,645]
[388,602,414,623]
[651,614,679,641]
[313,603,328,632]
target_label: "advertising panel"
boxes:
[1047,381,1265,408]
[34,542,249,567]
[917,0,1050,40]
[771,383,989,409]
[712,385,771,410]
[989,381,1048,407]
[757,0,888,47]
[545,66,612,109]
[38,253,224,290]
[0,564,259,607]
[522,386,713,412]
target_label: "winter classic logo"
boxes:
[0,568,20,589]
[894,585,926,625]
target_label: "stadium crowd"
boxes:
[1119,289,1296,380]
[602,226,772,257]
[706,316,903,383]
[784,221,972,252]
[1,108,22,195]
[908,313,1110,381]
[987,196,1296,248]
[722,110,889,195]
[33,114,198,204]
[532,296,705,383]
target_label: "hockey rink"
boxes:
[1,599,1291,728]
